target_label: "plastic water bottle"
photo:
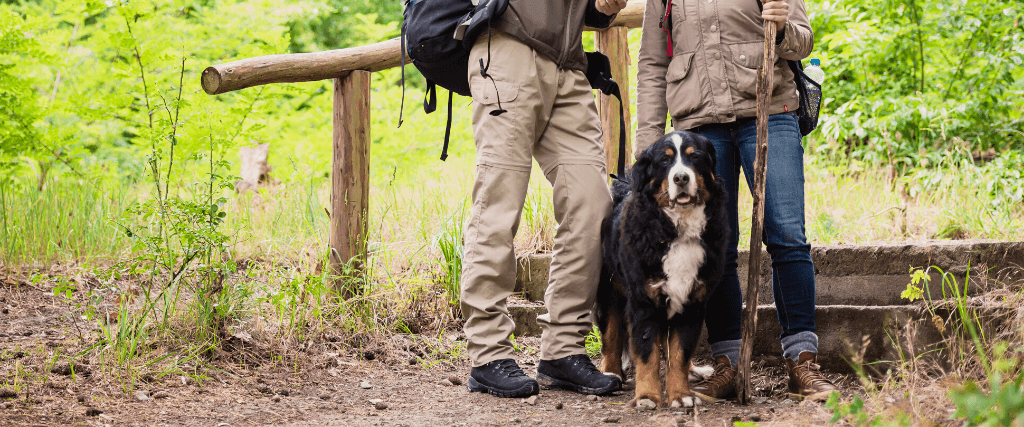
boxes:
[804,58,824,85]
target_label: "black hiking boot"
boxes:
[467,359,539,398]
[536,354,621,395]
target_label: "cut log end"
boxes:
[201,67,222,95]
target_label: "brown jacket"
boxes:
[635,0,813,154]
[497,0,616,73]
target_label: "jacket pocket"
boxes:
[727,41,763,101]
[666,51,694,83]
[665,52,702,117]
[470,78,520,105]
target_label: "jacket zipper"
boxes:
[660,0,674,57]
[557,0,577,69]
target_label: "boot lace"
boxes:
[567,354,602,377]
[794,361,835,388]
[497,359,527,378]
[698,362,734,389]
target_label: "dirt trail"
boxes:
[0,278,846,427]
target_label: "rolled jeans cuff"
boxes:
[781,331,819,362]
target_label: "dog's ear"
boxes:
[630,139,660,194]
[699,134,717,172]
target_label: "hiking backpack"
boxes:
[400,0,629,177]
[400,0,510,161]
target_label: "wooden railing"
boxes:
[202,1,644,294]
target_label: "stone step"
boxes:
[507,302,998,373]
[515,240,1024,306]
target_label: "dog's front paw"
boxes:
[633,398,658,411]
[669,394,703,408]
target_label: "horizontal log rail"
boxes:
[201,0,644,95]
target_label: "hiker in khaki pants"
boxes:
[460,0,628,398]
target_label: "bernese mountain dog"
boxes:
[595,130,728,408]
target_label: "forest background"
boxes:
[2,0,1022,267]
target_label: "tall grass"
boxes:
[0,179,135,266]
[3,154,1022,270]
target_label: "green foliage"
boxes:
[435,202,466,319]
[808,0,1024,167]
[900,267,928,302]
[950,343,1024,427]
[826,392,890,426]
[0,6,47,172]
[285,0,402,52]
[585,325,602,358]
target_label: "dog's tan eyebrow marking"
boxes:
[685,146,695,155]
[663,147,675,157]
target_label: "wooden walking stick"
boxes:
[736,10,777,406]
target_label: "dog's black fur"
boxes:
[595,130,728,407]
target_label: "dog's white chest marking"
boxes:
[657,204,707,318]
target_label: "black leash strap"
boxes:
[440,91,453,161]
[424,80,437,114]
[584,51,627,178]
[615,92,626,178]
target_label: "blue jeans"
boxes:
[691,113,816,343]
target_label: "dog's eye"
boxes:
[688,150,702,159]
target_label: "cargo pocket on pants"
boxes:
[469,76,524,167]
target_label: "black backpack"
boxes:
[400,0,629,177]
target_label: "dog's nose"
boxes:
[673,173,690,186]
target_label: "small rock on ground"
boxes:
[0,389,16,399]
[555,402,564,410]
[602,416,619,423]
[271,395,281,402]
[439,379,454,387]
[359,381,372,389]
[319,393,331,400]
[152,391,170,399]
[50,361,89,376]
[85,408,102,417]
[368,399,388,410]
[586,395,599,402]
[1,402,12,410]
[753,396,768,404]
[524,395,538,405]
[135,391,150,401]
[447,376,463,386]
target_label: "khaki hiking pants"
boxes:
[460,32,613,367]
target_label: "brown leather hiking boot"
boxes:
[691,356,736,399]
[786,351,838,401]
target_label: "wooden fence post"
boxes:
[330,71,371,299]
[596,27,634,172]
